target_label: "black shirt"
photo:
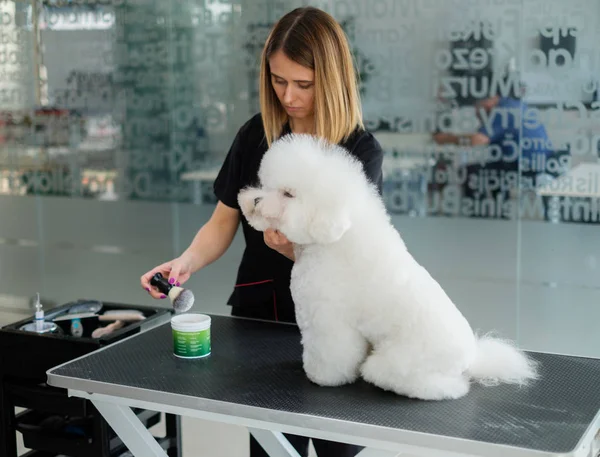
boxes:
[213,113,384,322]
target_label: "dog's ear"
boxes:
[308,206,351,244]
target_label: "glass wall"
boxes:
[0,0,598,357]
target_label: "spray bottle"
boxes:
[34,293,44,332]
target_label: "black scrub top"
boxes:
[213,113,384,323]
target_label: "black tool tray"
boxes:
[0,299,179,457]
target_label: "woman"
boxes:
[141,6,383,456]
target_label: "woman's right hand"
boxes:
[140,255,194,299]
[140,201,240,299]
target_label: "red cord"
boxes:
[234,279,274,287]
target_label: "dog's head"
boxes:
[238,134,366,245]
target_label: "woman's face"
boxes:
[269,50,315,121]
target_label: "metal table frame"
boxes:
[46,318,600,457]
[49,387,594,457]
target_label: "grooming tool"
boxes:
[19,321,60,334]
[53,312,98,322]
[20,293,61,333]
[67,300,103,315]
[98,310,145,322]
[92,320,125,338]
[34,293,44,332]
[150,272,195,313]
[70,318,83,337]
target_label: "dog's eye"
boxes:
[283,190,294,198]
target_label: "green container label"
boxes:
[172,328,211,358]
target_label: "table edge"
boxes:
[44,316,600,457]
[46,370,582,457]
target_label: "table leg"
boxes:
[356,449,403,457]
[248,428,401,457]
[92,399,169,457]
[0,381,17,457]
[249,427,302,457]
[165,413,182,457]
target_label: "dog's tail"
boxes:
[466,333,539,387]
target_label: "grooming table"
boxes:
[47,315,600,457]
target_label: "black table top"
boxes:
[47,314,600,456]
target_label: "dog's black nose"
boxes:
[254,197,262,206]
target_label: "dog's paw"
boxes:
[304,362,358,387]
[402,374,470,400]
[301,327,367,387]
[361,351,470,400]
[303,349,360,387]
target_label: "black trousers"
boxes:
[231,303,363,457]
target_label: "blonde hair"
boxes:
[259,7,364,147]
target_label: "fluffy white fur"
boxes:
[238,134,539,400]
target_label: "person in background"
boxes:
[141,6,383,457]
[433,91,554,217]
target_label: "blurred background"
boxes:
[1,0,599,359]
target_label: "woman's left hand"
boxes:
[264,228,295,261]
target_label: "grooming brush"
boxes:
[92,320,125,338]
[150,272,195,313]
[98,310,145,322]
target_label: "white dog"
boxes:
[238,134,539,400]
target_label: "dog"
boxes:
[238,133,539,400]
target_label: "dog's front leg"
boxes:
[300,315,368,387]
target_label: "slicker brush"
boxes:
[150,272,195,313]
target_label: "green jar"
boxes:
[171,314,211,359]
